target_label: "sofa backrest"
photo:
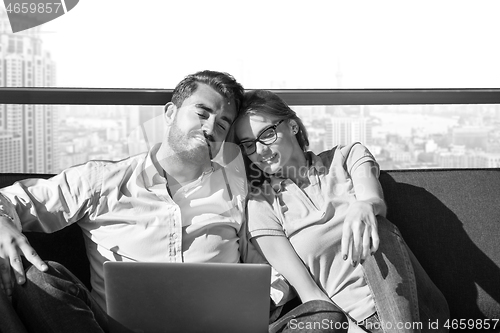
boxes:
[1,170,499,321]
[380,169,500,321]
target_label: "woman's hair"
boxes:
[238,90,309,151]
[231,89,310,189]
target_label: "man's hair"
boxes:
[171,70,244,111]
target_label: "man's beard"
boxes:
[167,120,212,165]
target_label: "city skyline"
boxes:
[2,3,500,173]
[0,10,58,173]
[295,104,500,169]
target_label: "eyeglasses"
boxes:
[239,119,285,156]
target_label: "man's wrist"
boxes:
[0,212,14,222]
[0,207,22,230]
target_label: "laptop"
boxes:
[103,261,271,333]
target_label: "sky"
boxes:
[30,0,500,89]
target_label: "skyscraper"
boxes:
[0,10,58,173]
[324,110,373,148]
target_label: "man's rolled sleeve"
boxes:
[0,193,23,231]
[0,162,100,232]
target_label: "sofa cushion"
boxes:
[380,169,500,321]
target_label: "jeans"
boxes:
[275,218,450,333]
[361,217,450,333]
[358,312,384,333]
[269,300,349,333]
[12,261,108,333]
[0,286,28,333]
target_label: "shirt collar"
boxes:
[141,143,221,190]
[306,151,328,175]
[267,151,327,193]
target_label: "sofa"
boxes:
[1,169,499,332]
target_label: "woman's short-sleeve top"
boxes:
[246,142,378,322]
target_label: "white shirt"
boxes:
[0,143,248,310]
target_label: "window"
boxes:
[1,1,500,173]
[294,103,500,169]
[7,39,14,53]
[0,104,164,173]
[16,39,23,54]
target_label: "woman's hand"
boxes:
[343,160,386,266]
[341,200,380,267]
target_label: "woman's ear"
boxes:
[289,119,299,135]
[164,102,176,125]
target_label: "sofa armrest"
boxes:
[0,173,91,289]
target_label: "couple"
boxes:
[0,70,448,332]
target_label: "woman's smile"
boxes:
[260,152,278,164]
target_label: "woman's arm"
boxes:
[252,234,332,303]
[342,161,387,266]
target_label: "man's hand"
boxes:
[341,200,380,267]
[0,217,48,297]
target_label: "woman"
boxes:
[232,90,449,333]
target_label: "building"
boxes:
[477,152,500,168]
[0,132,21,171]
[324,114,372,147]
[451,126,490,150]
[0,10,58,173]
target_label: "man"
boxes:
[0,70,248,332]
